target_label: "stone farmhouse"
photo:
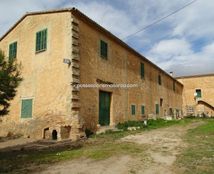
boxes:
[0,8,212,141]
[177,74,214,117]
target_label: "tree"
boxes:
[0,49,22,116]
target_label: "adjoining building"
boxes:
[0,8,189,140]
[177,74,214,117]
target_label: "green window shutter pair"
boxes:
[196,89,202,98]
[156,104,159,114]
[100,40,108,59]
[131,105,136,115]
[21,99,33,118]
[9,42,17,61]
[140,63,144,79]
[158,75,162,85]
[36,29,47,52]
[141,105,145,115]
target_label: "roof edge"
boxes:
[0,7,183,86]
[71,8,183,86]
[176,73,214,79]
[0,8,74,41]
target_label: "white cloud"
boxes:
[146,38,214,76]
[172,0,214,39]
[148,39,192,62]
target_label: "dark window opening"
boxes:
[158,75,162,85]
[173,81,176,91]
[52,130,58,140]
[160,98,163,107]
[196,89,202,98]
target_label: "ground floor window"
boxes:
[21,99,33,118]
[155,104,159,114]
[131,105,136,115]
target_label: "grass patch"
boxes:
[176,119,214,174]
[0,118,195,174]
[116,118,192,131]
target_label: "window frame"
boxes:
[9,41,17,61]
[158,75,162,85]
[173,81,176,91]
[140,62,145,79]
[141,105,145,115]
[36,28,47,53]
[155,104,159,114]
[131,104,136,115]
[20,98,33,119]
[196,89,202,98]
[100,40,108,59]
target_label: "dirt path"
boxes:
[38,122,202,174]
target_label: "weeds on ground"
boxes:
[176,119,214,174]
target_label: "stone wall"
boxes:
[0,12,81,140]
[75,13,183,132]
[177,74,214,117]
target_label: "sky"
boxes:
[0,0,214,77]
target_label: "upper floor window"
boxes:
[196,89,202,98]
[158,75,162,85]
[9,41,17,61]
[140,63,144,79]
[36,29,47,53]
[100,40,108,59]
[173,81,176,91]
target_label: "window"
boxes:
[160,98,163,107]
[36,29,47,52]
[9,42,17,61]
[141,105,145,115]
[196,89,202,98]
[131,105,136,115]
[158,75,162,85]
[155,104,159,114]
[21,99,33,118]
[173,81,176,91]
[100,40,108,59]
[140,63,144,79]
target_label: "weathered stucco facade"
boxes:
[0,8,183,140]
[177,74,214,117]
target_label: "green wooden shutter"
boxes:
[140,63,144,78]
[141,105,145,115]
[36,29,47,52]
[100,40,108,59]
[155,104,159,114]
[131,105,136,115]
[21,99,33,118]
[9,42,17,61]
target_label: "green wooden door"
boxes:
[99,91,111,126]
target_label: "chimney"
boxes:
[170,72,173,77]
